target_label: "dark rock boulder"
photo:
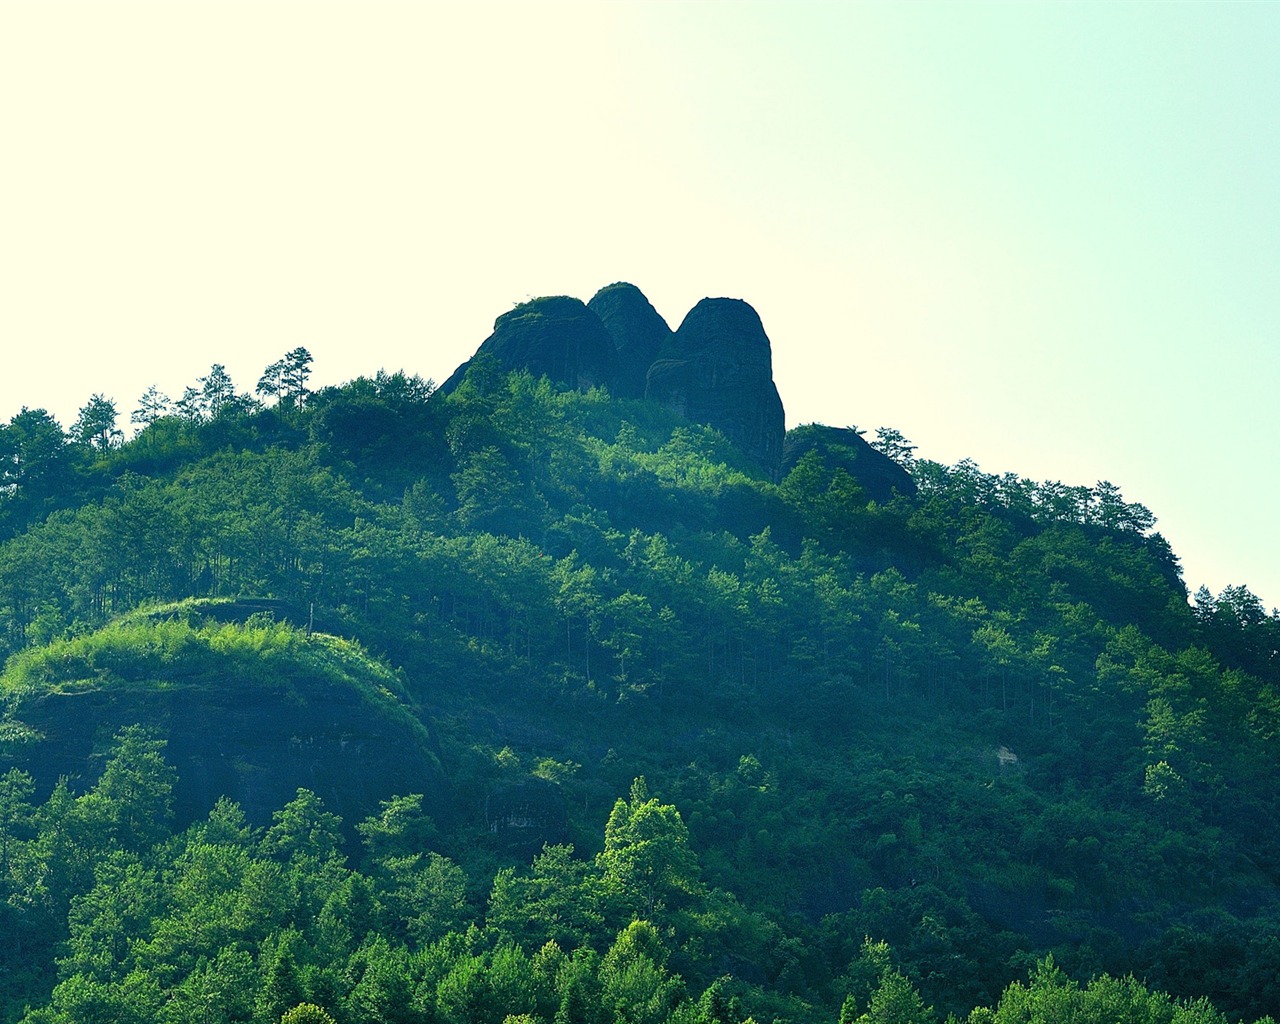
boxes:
[587,282,672,399]
[483,777,569,857]
[440,295,617,395]
[646,298,786,480]
[781,424,917,504]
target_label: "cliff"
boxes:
[646,297,786,480]
[443,284,787,479]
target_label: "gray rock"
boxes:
[440,295,617,394]
[646,298,786,480]
[587,282,672,399]
[440,287,789,481]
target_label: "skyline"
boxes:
[1,2,1276,609]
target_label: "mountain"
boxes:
[0,287,1278,1024]
[441,283,787,480]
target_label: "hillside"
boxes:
[1,286,1278,1024]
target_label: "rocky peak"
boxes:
[439,295,617,395]
[439,286,788,479]
[645,297,786,480]
[587,282,672,399]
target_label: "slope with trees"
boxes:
[0,342,1278,1023]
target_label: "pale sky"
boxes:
[2,2,1277,609]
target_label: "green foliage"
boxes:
[80,725,176,853]
[1,612,422,742]
[71,395,123,454]
[969,955,1247,1024]
[279,1005,337,1024]
[599,779,703,920]
[0,360,1278,1024]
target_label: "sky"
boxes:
[1,1,1277,609]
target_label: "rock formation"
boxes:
[440,295,617,395]
[781,424,917,503]
[483,777,569,856]
[645,298,786,480]
[440,285,788,479]
[587,282,672,399]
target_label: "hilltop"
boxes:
[0,285,1278,1024]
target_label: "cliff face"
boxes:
[587,282,672,400]
[440,296,617,395]
[646,298,786,480]
[442,284,791,479]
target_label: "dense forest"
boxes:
[1,304,1279,1024]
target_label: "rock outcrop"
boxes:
[483,777,569,856]
[440,295,617,395]
[440,285,788,478]
[646,298,786,479]
[6,611,449,835]
[587,282,672,399]
[781,424,917,503]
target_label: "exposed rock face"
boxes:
[646,298,786,480]
[781,424,917,503]
[440,285,788,479]
[587,282,672,399]
[483,777,568,857]
[440,295,617,395]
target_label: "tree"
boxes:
[600,592,657,692]
[871,428,917,472]
[436,953,503,1024]
[357,793,437,867]
[379,851,468,946]
[258,347,314,410]
[840,939,933,1024]
[190,363,259,419]
[280,347,314,403]
[59,853,162,983]
[37,970,162,1024]
[257,931,306,1023]
[0,768,35,949]
[201,364,237,417]
[262,789,344,866]
[163,947,257,1024]
[488,844,607,950]
[0,768,34,886]
[174,385,206,421]
[452,446,536,534]
[73,395,123,452]
[598,779,702,918]
[280,1003,338,1024]
[341,935,423,1024]
[856,968,932,1024]
[130,385,171,430]
[80,725,177,854]
[600,921,685,1024]
[0,407,71,500]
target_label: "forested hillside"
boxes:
[1,305,1278,1024]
